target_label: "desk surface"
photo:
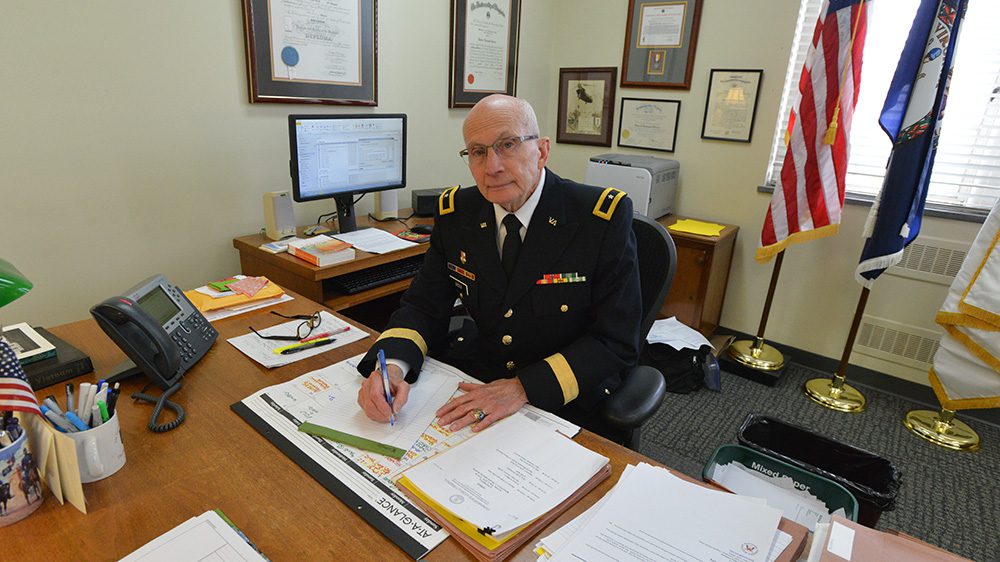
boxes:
[13,294,655,562]
[233,212,433,311]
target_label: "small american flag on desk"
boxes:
[0,339,42,415]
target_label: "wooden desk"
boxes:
[233,211,433,311]
[10,294,664,562]
[657,215,739,337]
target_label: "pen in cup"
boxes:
[378,349,395,427]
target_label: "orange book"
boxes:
[286,236,355,267]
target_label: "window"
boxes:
[766,0,1000,214]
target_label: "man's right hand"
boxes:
[357,363,410,423]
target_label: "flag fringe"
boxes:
[936,310,998,333]
[854,250,905,287]
[755,224,839,263]
[942,324,1000,376]
[929,368,1000,410]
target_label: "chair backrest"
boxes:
[631,214,677,338]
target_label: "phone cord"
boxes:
[132,380,186,433]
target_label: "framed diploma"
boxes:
[617,97,680,152]
[241,0,377,105]
[557,67,618,147]
[449,0,521,108]
[701,69,763,143]
[621,0,702,90]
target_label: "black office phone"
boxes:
[91,274,217,390]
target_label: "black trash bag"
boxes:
[640,343,720,394]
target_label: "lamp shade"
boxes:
[0,258,32,308]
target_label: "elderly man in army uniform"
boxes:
[356,94,641,437]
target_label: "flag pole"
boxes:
[804,287,869,412]
[904,407,981,452]
[728,250,786,372]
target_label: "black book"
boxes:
[22,327,94,390]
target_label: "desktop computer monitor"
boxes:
[289,114,407,233]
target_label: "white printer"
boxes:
[584,153,679,219]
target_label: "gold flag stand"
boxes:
[904,408,981,452]
[804,287,869,412]
[725,251,788,384]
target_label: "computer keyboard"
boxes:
[328,254,425,294]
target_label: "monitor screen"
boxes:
[289,114,406,203]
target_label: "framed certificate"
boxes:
[618,97,681,152]
[241,0,377,105]
[701,69,763,143]
[557,67,618,147]
[449,0,521,108]
[621,0,703,90]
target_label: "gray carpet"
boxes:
[638,362,1000,562]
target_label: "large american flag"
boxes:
[756,0,871,263]
[0,339,42,416]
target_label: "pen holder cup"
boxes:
[65,411,126,483]
[0,429,44,526]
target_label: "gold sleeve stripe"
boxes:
[377,328,428,356]
[439,185,459,215]
[544,353,579,405]
[592,187,626,220]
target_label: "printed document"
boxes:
[401,414,609,535]
[120,510,265,561]
[551,463,782,562]
[331,227,417,254]
[227,311,368,368]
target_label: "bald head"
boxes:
[463,95,540,143]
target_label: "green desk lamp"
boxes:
[0,258,32,309]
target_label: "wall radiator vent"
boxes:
[886,236,968,285]
[855,315,941,370]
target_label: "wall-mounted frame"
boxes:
[449,0,521,108]
[621,0,702,90]
[701,69,763,143]
[557,67,618,147]
[241,0,377,105]
[617,97,680,152]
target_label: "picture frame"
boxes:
[449,0,522,108]
[557,67,618,147]
[241,0,377,105]
[620,0,703,90]
[701,69,763,143]
[617,97,681,152]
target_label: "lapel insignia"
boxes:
[548,217,557,226]
[536,272,587,285]
[480,222,488,229]
[460,250,467,264]
[448,262,476,281]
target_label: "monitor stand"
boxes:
[335,194,357,233]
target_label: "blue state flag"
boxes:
[855,0,968,287]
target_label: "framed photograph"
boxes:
[617,97,681,152]
[621,0,703,90]
[701,69,763,142]
[241,0,377,105]
[449,0,521,108]
[557,67,618,147]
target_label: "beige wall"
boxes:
[1,1,981,386]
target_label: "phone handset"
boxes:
[91,297,182,386]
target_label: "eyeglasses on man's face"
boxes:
[459,135,539,164]
[249,311,321,341]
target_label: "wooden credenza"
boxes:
[656,215,739,337]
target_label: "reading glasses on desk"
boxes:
[249,311,321,341]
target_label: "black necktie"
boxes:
[501,214,522,277]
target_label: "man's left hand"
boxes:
[436,378,528,432]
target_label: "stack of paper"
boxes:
[184,276,292,321]
[396,415,610,561]
[330,227,417,254]
[537,463,790,562]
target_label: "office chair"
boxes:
[600,213,675,450]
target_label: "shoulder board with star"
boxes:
[438,185,460,215]
[592,187,627,220]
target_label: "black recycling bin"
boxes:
[737,414,902,528]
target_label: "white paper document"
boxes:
[331,227,417,254]
[295,358,460,455]
[647,316,714,350]
[402,414,609,535]
[204,294,294,322]
[551,463,782,562]
[227,311,368,368]
[119,510,266,561]
[708,460,836,531]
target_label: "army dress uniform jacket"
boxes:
[358,169,642,416]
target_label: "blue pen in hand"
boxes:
[378,349,395,426]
